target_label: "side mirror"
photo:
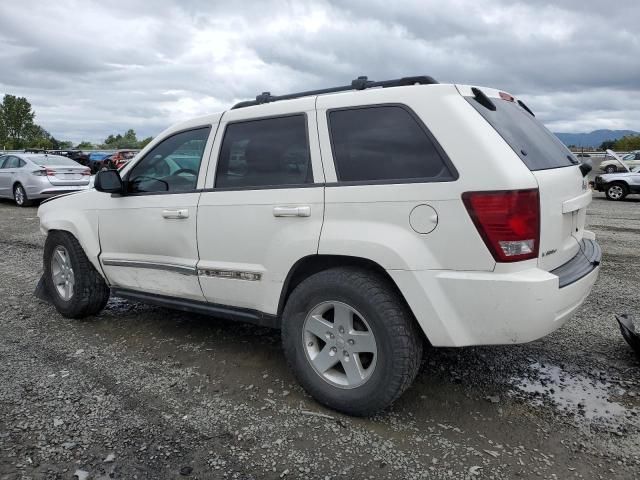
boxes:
[579,159,592,177]
[94,169,124,194]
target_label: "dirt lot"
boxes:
[0,194,638,480]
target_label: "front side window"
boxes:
[0,156,6,168]
[328,106,455,183]
[215,115,312,189]
[127,127,211,193]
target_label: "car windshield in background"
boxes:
[28,155,80,166]
[465,97,576,171]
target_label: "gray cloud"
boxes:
[0,0,638,144]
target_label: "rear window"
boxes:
[465,97,576,171]
[328,106,455,183]
[28,155,80,167]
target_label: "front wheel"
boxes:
[605,165,617,174]
[43,231,110,318]
[605,182,628,201]
[281,267,423,416]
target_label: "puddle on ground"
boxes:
[510,362,630,428]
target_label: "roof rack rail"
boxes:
[231,75,438,109]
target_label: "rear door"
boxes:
[197,98,325,315]
[0,156,21,197]
[459,85,589,271]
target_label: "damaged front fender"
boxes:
[616,314,640,357]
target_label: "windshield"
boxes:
[465,97,576,171]
[28,155,81,166]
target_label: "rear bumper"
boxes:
[389,237,601,347]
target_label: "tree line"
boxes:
[0,94,153,151]
[599,135,640,152]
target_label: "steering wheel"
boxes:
[173,168,198,177]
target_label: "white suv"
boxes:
[37,76,601,416]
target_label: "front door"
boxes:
[197,99,325,315]
[98,124,216,300]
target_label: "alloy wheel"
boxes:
[51,246,75,301]
[14,185,25,206]
[302,301,377,389]
[608,185,623,200]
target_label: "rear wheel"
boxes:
[44,231,110,318]
[13,183,32,207]
[605,165,617,174]
[605,182,628,201]
[281,267,423,416]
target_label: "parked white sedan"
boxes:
[0,153,91,206]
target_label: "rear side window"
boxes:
[4,156,20,168]
[328,105,455,183]
[215,115,312,189]
[466,97,575,171]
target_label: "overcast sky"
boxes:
[0,0,638,144]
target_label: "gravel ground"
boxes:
[0,193,639,480]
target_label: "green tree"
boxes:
[613,135,640,151]
[139,136,153,148]
[0,94,36,148]
[599,140,616,151]
[76,141,94,149]
[99,129,151,149]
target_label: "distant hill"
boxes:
[553,129,639,148]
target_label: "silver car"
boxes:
[0,153,91,206]
[594,165,640,200]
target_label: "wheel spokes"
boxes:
[52,269,64,285]
[311,345,340,373]
[350,331,376,353]
[341,354,365,385]
[305,314,333,339]
[333,303,353,332]
[54,249,66,267]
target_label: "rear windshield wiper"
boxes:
[471,87,496,111]
[517,99,535,117]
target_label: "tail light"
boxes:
[82,169,91,176]
[32,168,56,176]
[462,189,540,262]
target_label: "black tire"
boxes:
[605,182,628,201]
[605,165,617,174]
[43,231,110,318]
[281,267,423,416]
[13,183,32,207]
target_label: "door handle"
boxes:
[162,209,189,219]
[273,206,311,217]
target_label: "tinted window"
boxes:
[466,97,575,171]
[215,115,312,188]
[4,156,20,168]
[0,156,6,168]
[128,127,210,193]
[328,106,454,183]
